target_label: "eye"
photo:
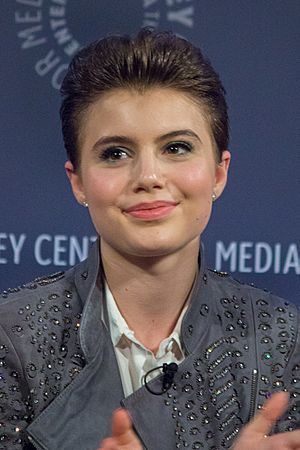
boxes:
[164,141,193,156]
[99,147,129,162]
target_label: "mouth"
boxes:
[124,201,178,220]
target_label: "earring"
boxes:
[212,193,217,202]
[82,201,89,208]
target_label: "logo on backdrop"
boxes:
[14,0,196,90]
[215,241,300,275]
[1,233,299,275]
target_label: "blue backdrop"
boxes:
[1,1,299,304]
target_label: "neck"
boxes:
[100,238,200,352]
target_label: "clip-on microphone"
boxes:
[144,362,178,395]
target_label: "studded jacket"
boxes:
[0,241,299,450]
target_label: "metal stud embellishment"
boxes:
[254,289,299,433]
[1,272,65,299]
[168,296,247,448]
[0,282,85,448]
[163,270,300,448]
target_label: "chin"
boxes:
[132,246,175,258]
[116,235,174,257]
[124,235,197,259]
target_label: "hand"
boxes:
[232,391,300,449]
[97,408,143,450]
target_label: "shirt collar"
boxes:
[104,281,187,356]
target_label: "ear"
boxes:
[65,160,86,206]
[214,150,231,199]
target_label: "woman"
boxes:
[0,29,299,450]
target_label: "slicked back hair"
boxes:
[60,28,229,171]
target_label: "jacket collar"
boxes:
[74,238,213,361]
[74,239,105,362]
[180,243,214,354]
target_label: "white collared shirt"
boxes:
[104,282,187,397]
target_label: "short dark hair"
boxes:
[60,28,229,171]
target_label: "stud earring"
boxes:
[82,201,89,208]
[212,193,217,202]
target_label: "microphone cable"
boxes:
[144,362,178,395]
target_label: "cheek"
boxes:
[176,164,214,196]
[84,170,127,205]
[177,165,214,227]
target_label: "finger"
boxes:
[98,437,117,450]
[250,391,289,435]
[111,408,133,439]
[267,429,300,448]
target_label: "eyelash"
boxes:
[98,141,193,162]
[164,141,193,155]
[99,147,129,162]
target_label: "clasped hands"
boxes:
[98,392,300,450]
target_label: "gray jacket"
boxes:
[0,241,299,450]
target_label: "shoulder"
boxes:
[0,261,87,373]
[0,264,82,331]
[206,268,299,315]
[1,266,74,300]
[206,268,299,359]
[206,268,299,341]
[0,239,99,311]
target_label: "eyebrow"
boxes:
[156,129,202,144]
[91,129,202,151]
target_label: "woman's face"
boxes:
[66,88,230,259]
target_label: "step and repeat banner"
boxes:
[1,1,299,304]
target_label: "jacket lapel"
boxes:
[26,329,124,450]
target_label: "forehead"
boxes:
[79,87,213,142]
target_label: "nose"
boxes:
[131,151,165,193]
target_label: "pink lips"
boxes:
[124,201,178,220]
